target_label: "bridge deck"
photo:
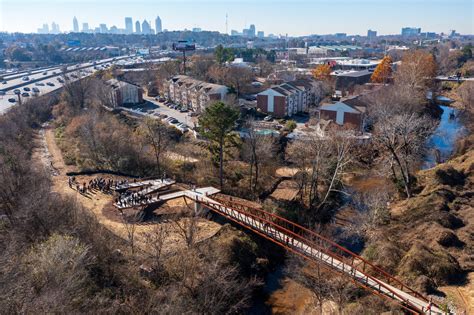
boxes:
[183,190,446,315]
[114,186,219,210]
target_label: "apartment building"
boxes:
[256,78,320,118]
[319,96,367,131]
[163,75,228,112]
[106,79,143,107]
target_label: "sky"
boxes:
[0,0,473,36]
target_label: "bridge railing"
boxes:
[197,195,440,314]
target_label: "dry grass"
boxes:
[42,126,222,255]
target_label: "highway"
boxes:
[0,55,137,114]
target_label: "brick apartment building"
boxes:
[163,75,228,113]
[319,96,367,131]
[256,78,320,118]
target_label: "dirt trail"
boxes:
[39,125,221,253]
[439,272,474,314]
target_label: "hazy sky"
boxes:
[1,0,473,36]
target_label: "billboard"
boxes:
[172,41,196,51]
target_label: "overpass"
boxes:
[113,181,449,314]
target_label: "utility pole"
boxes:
[173,41,196,75]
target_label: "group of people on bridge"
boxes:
[116,191,154,208]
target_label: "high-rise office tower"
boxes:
[39,23,49,34]
[401,27,421,37]
[367,29,377,39]
[249,24,256,37]
[82,23,89,32]
[155,16,162,33]
[99,24,108,33]
[51,22,60,34]
[73,16,79,32]
[135,21,141,34]
[125,17,133,34]
[142,20,151,34]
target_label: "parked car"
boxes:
[42,71,48,75]
[8,98,16,103]
[35,82,45,86]
[159,114,168,119]
[32,87,40,93]
[46,82,55,86]
[21,92,30,97]
[13,89,21,94]
[187,112,198,117]
[23,87,31,91]
[263,115,273,122]
[1,80,7,84]
[179,108,189,113]
[22,76,30,81]
[0,90,5,95]
[159,97,166,102]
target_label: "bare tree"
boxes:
[242,119,275,194]
[286,255,332,313]
[345,190,391,241]
[61,71,93,111]
[143,224,169,263]
[373,111,434,198]
[327,275,357,315]
[119,208,137,255]
[458,81,474,114]
[138,117,170,175]
[173,201,199,249]
[287,132,353,211]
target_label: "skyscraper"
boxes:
[249,24,256,37]
[82,23,89,32]
[155,16,162,33]
[142,20,151,34]
[99,24,108,33]
[367,29,377,39]
[401,27,421,37]
[125,17,133,34]
[37,23,49,34]
[51,22,60,34]
[73,16,79,32]
[135,21,141,34]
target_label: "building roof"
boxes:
[342,96,367,113]
[333,69,373,78]
[263,78,318,97]
[169,75,228,95]
[106,79,140,90]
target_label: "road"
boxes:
[0,55,137,114]
[435,75,474,82]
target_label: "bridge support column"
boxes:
[194,202,208,216]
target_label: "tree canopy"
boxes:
[371,56,393,84]
[198,101,239,188]
[311,64,332,81]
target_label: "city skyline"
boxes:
[1,0,473,36]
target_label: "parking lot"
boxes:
[123,96,198,134]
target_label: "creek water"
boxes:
[423,105,467,169]
[248,105,467,313]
